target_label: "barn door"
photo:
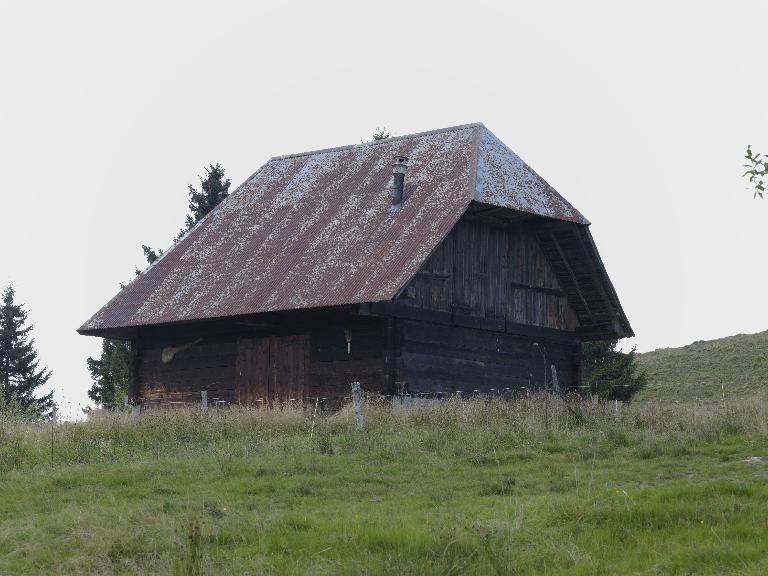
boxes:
[235,338,270,405]
[270,335,309,403]
[235,335,309,405]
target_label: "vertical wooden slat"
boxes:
[270,334,309,403]
[235,338,269,405]
[128,337,139,405]
[397,217,577,332]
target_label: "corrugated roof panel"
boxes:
[80,124,480,332]
[475,126,589,224]
[79,123,607,334]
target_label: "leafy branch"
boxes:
[744,146,767,198]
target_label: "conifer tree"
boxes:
[140,163,231,260]
[581,339,646,401]
[181,163,231,237]
[86,338,130,409]
[0,285,54,417]
[88,164,230,408]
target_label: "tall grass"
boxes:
[1,394,767,574]
[1,394,765,472]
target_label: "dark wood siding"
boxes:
[235,337,270,405]
[132,216,586,406]
[308,324,390,402]
[390,216,581,395]
[400,218,577,331]
[400,320,578,394]
[135,314,390,408]
[234,335,310,404]
[138,338,237,406]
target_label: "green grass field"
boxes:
[1,397,768,575]
[637,330,768,404]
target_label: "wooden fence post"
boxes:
[351,382,364,430]
[310,397,320,440]
[201,390,208,415]
[550,365,559,392]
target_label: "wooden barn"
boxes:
[79,123,632,408]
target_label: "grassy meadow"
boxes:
[637,330,768,404]
[1,396,768,575]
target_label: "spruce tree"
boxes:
[87,164,230,408]
[581,339,647,401]
[86,339,130,409]
[140,163,231,260]
[0,285,54,417]
[180,163,231,238]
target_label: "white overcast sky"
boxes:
[1,1,766,416]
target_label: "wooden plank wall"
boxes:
[400,320,578,394]
[138,338,237,407]
[135,316,391,408]
[132,218,583,406]
[307,324,391,404]
[401,218,577,331]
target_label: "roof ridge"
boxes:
[269,122,484,162]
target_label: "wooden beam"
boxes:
[386,317,397,394]
[507,281,565,297]
[505,321,578,344]
[547,232,594,319]
[570,228,628,334]
[367,302,578,344]
[369,302,452,325]
[575,321,624,340]
[128,336,139,405]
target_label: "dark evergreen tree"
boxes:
[140,164,230,266]
[142,245,163,266]
[0,285,54,417]
[134,245,163,276]
[88,164,230,408]
[180,163,231,238]
[90,269,132,410]
[581,339,647,401]
[86,338,130,410]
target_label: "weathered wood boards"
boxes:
[139,339,237,407]
[235,337,269,405]
[135,316,390,408]
[399,320,578,394]
[131,215,587,408]
[400,218,578,332]
[233,335,311,405]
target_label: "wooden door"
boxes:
[235,338,270,405]
[270,335,309,403]
[235,335,309,405]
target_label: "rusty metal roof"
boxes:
[79,123,591,334]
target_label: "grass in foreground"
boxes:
[1,396,768,575]
[637,330,768,403]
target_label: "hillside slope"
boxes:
[1,401,768,574]
[636,330,768,403]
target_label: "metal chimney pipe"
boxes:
[392,156,409,205]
